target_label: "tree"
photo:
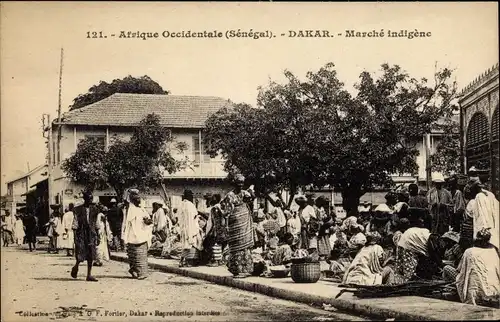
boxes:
[104,113,188,200]
[61,137,108,192]
[430,116,461,176]
[205,63,457,212]
[69,75,169,110]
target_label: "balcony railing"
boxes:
[164,160,227,179]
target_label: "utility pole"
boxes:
[425,133,432,190]
[46,114,53,203]
[57,48,64,165]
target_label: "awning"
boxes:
[30,178,48,189]
[21,190,36,197]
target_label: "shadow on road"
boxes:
[93,275,135,280]
[157,280,201,286]
[33,277,84,282]
[50,263,75,266]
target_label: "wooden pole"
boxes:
[57,48,64,165]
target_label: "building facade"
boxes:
[4,164,48,215]
[48,93,233,212]
[459,63,499,198]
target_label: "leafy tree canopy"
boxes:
[61,137,108,192]
[105,114,188,199]
[430,116,461,177]
[69,75,169,110]
[204,62,457,212]
[62,114,188,200]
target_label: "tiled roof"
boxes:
[5,164,48,185]
[56,93,233,128]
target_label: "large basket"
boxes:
[291,262,321,283]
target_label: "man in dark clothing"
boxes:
[107,198,123,251]
[23,212,38,252]
[408,183,432,229]
[71,190,100,282]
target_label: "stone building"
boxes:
[459,63,499,198]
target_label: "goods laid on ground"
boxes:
[289,249,321,283]
[291,262,321,283]
[269,265,290,278]
[335,280,455,299]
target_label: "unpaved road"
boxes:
[1,246,368,322]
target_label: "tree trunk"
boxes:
[341,185,363,216]
[287,184,297,208]
[112,185,125,203]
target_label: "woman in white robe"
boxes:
[94,207,112,266]
[343,232,390,285]
[13,215,25,245]
[443,228,500,305]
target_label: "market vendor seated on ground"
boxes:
[442,228,500,305]
[342,231,392,286]
[382,223,450,285]
[263,232,297,277]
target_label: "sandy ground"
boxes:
[1,246,369,322]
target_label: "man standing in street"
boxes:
[448,176,466,232]
[71,190,100,282]
[60,204,75,256]
[427,173,453,235]
[107,198,124,251]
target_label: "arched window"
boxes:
[466,112,490,171]
[491,107,499,198]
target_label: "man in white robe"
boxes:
[60,203,75,256]
[178,190,201,266]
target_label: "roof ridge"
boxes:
[112,93,228,99]
[5,164,47,184]
[60,93,230,121]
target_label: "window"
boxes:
[202,140,213,162]
[52,141,57,166]
[85,135,106,150]
[192,136,200,166]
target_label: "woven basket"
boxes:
[291,262,321,283]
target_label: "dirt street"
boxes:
[1,246,369,322]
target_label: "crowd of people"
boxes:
[2,170,499,306]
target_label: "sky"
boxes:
[1,2,498,194]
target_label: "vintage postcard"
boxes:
[1,2,499,321]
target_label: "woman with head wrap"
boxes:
[348,224,367,250]
[295,195,318,253]
[442,228,500,305]
[392,218,410,260]
[222,174,255,278]
[94,205,112,266]
[122,190,153,279]
[342,231,392,285]
[441,231,463,266]
[316,197,334,259]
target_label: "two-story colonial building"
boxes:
[48,93,233,212]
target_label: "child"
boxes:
[263,233,295,277]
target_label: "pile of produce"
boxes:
[335,280,455,299]
[290,249,319,264]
